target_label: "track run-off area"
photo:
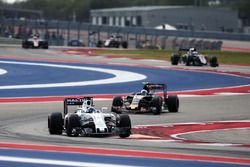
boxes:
[0,47,250,166]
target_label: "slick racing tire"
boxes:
[48,112,63,135]
[121,41,128,49]
[111,96,123,113]
[167,95,179,113]
[66,114,80,137]
[42,42,49,49]
[22,41,30,49]
[151,96,162,115]
[210,56,219,67]
[118,114,131,138]
[96,40,103,47]
[171,54,180,65]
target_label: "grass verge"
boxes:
[93,49,250,65]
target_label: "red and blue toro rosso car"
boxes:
[111,83,179,115]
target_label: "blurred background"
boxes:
[0,0,249,50]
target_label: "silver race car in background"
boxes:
[97,35,128,49]
[171,48,219,67]
[111,83,179,115]
[22,35,49,49]
[48,97,131,138]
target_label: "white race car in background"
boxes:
[171,48,219,67]
[22,35,49,49]
[97,35,128,49]
[48,97,131,138]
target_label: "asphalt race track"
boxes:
[0,46,250,166]
[0,58,249,97]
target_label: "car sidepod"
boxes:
[199,55,208,65]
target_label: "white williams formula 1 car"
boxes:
[48,97,131,138]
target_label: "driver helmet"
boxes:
[87,107,96,113]
[189,48,196,51]
[141,89,148,95]
[189,48,196,53]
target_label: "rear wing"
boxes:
[143,83,167,100]
[178,48,190,51]
[63,97,93,116]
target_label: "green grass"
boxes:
[93,49,250,65]
[200,50,250,65]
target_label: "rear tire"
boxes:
[167,95,179,112]
[66,114,80,137]
[112,96,123,113]
[118,114,131,138]
[48,112,63,135]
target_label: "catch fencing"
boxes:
[1,18,250,50]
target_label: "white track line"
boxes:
[0,68,7,75]
[0,60,146,89]
[0,156,138,167]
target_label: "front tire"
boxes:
[210,56,219,67]
[171,54,180,65]
[66,114,80,137]
[118,114,131,138]
[151,96,162,115]
[48,112,63,135]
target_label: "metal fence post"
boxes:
[77,22,81,40]
[67,21,70,45]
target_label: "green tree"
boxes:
[236,0,250,26]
